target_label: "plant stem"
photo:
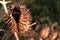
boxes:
[13,32,19,40]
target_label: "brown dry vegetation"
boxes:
[1,4,59,40]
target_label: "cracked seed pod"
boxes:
[5,4,21,32]
[6,14,18,32]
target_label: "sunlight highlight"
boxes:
[0,0,11,14]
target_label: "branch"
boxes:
[31,22,37,26]
[13,32,19,40]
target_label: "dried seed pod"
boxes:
[49,22,58,40]
[40,24,50,39]
[49,31,58,40]
[5,4,21,32]
[18,5,32,35]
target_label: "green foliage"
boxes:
[0,4,1,8]
[24,0,59,23]
[24,0,60,31]
[0,18,6,29]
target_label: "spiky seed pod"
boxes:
[49,27,58,40]
[40,24,50,39]
[49,31,58,40]
[4,4,23,40]
[18,5,32,35]
[49,22,58,40]
[5,4,19,32]
[5,12,18,32]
